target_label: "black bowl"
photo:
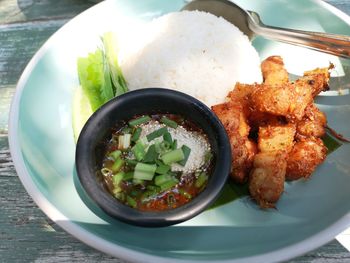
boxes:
[75,88,231,227]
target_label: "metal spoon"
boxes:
[182,0,350,58]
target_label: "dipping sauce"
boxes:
[99,114,213,211]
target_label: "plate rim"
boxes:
[7,0,350,262]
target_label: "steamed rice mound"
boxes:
[119,11,262,107]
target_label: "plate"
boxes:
[8,0,350,262]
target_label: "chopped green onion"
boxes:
[146,127,168,141]
[112,172,125,185]
[111,158,124,172]
[121,126,131,134]
[134,163,157,180]
[143,144,158,163]
[155,163,170,174]
[131,127,142,142]
[161,148,185,165]
[126,195,137,208]
[160,141,171,152]
[123,171,134,180]
[125,158,138,166]
[195,172,208,188]
[163,132,173,144]
[109,150,122,160]
[132,140,146,161]
[179,189,192,199]
[154,174,173,186]
[160,116,178,128]
[118,134,131,150]
[178,145,191,166]
[128,115,151,127]
[172,139,178,150]
[159,178,178,191]
[101,167,112,177]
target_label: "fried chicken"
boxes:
[212,55,331,208]
[286,138,327,181]
[261,55,289,85]
[296,103,327,139]
[249,151,287,208]
[212,101,257,183]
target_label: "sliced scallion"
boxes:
[112,172,124,185]
[154,174,173,186]
[118,134,131,150]
[155,163,170,174]
[131,127,142,142]
[123,171,134,180]
[159,178,178,191]
[160,116,178,128]
[109,150,121,160]
[143,144,158,163]
[132,140,146,161]
[163,132,172,144]
[161,148,184,165]
[172,139,177,150]
[178,145,191,166]
[126,195,137,208]
[128,115,151,127]
[134,163,157,180]
[111,158,124,172]
[195,172,208,188]
[146,127,167,141]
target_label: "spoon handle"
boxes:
[248,11,350,58]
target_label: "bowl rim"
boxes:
[75,88,231,227]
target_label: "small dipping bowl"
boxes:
[75,88,231,227]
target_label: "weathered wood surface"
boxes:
[0,0,350,262]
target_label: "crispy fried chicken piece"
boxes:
[250,83,313,121]
[249,123,295,208]
[249,151,287,208]
[286,138,327,181]
[212,101,257,183]
[298,65,332,97]
[296,104,327,139]
[258,123,296,153]
[261,56,289,85]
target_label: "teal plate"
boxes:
[8,0,350,262]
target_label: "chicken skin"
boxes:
[212,101,257,183]
[286,138,327,180]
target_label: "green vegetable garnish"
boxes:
[146,127,168,141]
[160,116,178,128]
[102,32,128,96]
[77,49,114,111]
[134,163,157,181]
[161,148,185,165]
[129,115,151,127]
[178,145,191,166]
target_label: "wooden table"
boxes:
[1,0,350,262]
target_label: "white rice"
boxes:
[119,11,262,107]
